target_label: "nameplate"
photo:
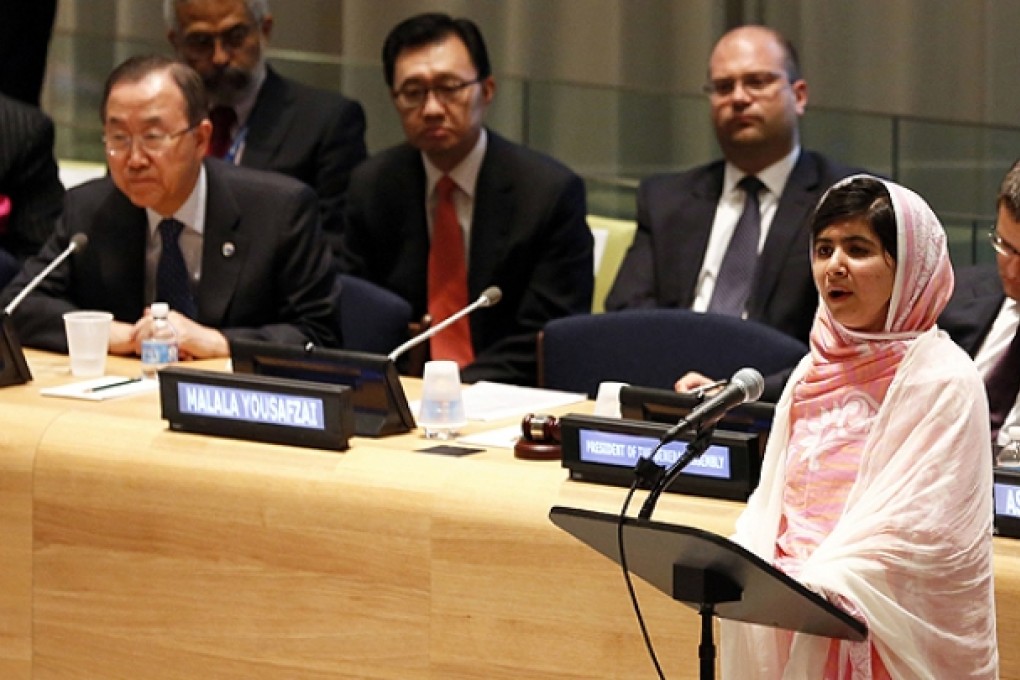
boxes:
[994,468,1020,539]
[158,366,354,450]
[559,414,761,501]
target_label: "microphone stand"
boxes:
[638,425,716,520]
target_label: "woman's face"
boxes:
[812,217,896,332]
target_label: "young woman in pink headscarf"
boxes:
[720,176,998,679]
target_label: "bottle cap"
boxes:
[151,302,170,316]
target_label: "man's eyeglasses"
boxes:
[702,71,787,99]
[103,124,199,157]
[990,228,1020,258]
[392,78,481,110]
[179,23,253,59]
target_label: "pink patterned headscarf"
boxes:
[789,175,955,460]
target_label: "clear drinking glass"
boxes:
[418,360,467,439]
[997,426,1020,468]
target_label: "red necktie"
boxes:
[428,176,474,367]
[207,106,237,159]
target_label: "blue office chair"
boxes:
[336,274,415,354]
[538,309,809,397]
[335,274,431,375]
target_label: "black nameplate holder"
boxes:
[620,385,775,456]
[994,468,1020,539]
[559,414,762,502]
[159,366,354,451]
[0,312,32,388]
[229,339,415,438]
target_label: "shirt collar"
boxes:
[146,164,207,236]
[722,144,801,198]
[423,128,488,199]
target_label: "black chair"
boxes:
[0,247,18,290]
[335,274,430,375]
[538,309,808,397]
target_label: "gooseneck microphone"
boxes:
[3,233,89,317]
[659,367,764,445]
[637,367,764,519]
[387,286,502,363]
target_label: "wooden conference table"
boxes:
[1,351,1017,679]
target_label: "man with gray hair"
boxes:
[165,0,367,257]
[0,54,339,358]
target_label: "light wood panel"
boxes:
[0,402,65,680]
[2,350,1017,678]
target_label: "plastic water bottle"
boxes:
[141,302,178,380]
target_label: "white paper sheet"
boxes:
[40,376,160,401]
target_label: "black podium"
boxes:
[549,506,867,679]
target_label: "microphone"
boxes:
[3,233,89,317]
[636,368,765,520]
[659,367,764,445]
[387,286,502,363]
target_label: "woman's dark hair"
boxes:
[810,176,897,261]
[382,13,491,89]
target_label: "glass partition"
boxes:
[43,35,1013,267]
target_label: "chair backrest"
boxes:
[588,215,637,313]
[538,308,809,397]
[336,274,414,355]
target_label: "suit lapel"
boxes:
[747,151,818,313]
[671,167,724,306]
[466,132,513,299]
[239,67,291,169]
[960,270,1006,356]
[93,185,147,319]
[196,162,243,325]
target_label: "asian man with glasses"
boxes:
[338,12,593,387]
[0,54,339,360]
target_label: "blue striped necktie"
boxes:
[156,218,197,319]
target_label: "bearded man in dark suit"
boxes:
[166,0,367,258]
[0,55,338,359]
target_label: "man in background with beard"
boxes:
[165,0,367,258]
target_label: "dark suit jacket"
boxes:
[0,92,64,259]
[0,159,339,353]
[605,150,859,343]
[241,66,367,258]
[340,130,594,386]
[939,264,1004,357]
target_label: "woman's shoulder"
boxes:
[899,328,982,390]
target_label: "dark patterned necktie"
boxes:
[709,175,765,316]
[986,325,1020,442]
[156,218,197,319]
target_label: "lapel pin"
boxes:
[222,242,236,258]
